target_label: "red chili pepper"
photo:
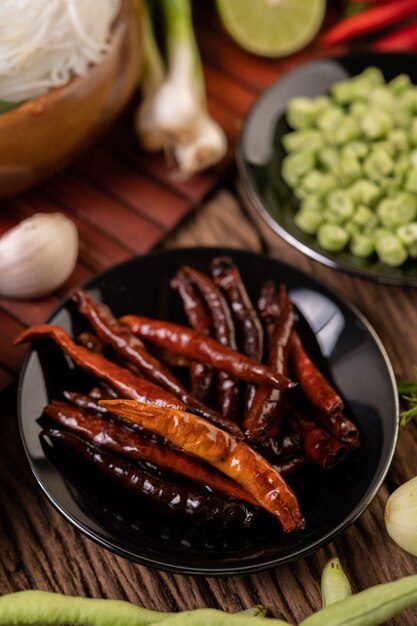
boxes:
[14,324,185,410]
[44,400,257,505]
[100,399,305,532]
[72,289,242,439]
[321,0,417,46]
[121,315,295,390]
[243,286,294,443]
[373,20,417,50]
[170,270,214,403]
[288,404,349,470]
[45,429,258,529]
[291,331,344,415]
[179,266,240,421]
[211,257,264,412]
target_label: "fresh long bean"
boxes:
[0,591,169,626]
[300,574,417,626]
[0,592,290,626]
[321,558,352,607]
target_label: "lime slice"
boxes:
[216,0,326,58]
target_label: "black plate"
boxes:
[17,247,398,575]
[237,52,417,286]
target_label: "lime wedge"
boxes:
[216,0,326,58]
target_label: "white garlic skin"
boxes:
[385,475,417,556]
[0,213,78,299]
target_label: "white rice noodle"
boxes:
[0,0,122,102]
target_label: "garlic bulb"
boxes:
[385,475,417,556]
[0,213,78,299]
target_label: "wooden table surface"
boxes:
[1,5,417,625]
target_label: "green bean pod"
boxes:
[154,609,292,626]
[321,558,352,607]
[0,592,291,626]
[0,591,169,626]
[300,575,417,626]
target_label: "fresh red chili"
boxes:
[373,20,417,50]
[100,399,305,532]
[72,290,242,439]
[321,0,417,46]
[180,266,240,421]
[44,401,257,505]
[120,316,295,391]
[211,256,264,412]
[170,269,214,403]
[14,324,185,410]
[44,429,258,529]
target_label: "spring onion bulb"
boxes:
[136,0,227,177]
[0,0,121,103]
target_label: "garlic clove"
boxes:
[0,213,78,300]
[385,475,417,556]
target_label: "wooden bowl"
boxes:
[0,0,143,198]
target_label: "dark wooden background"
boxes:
[1,4,417,625]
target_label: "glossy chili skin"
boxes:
[120,316,294,391]
[77,331,104,354]
[72,290,241,439]
[313,407,360,448]
[44,401,257,505]
[272,455,311,477]
[45,429,258,529]
[14,324,185,410]
[291,331,344,415]
[63,390,110,414]
[257,281,281,352]
[244,286,294,443]
[180,266,240,421]
[170,270,213,402]
[212,257,263,412]
[254,432,301,461]
[101,399,305,532]
[289,404,349,469]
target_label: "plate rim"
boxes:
[237,51,417,287]
[16,246,400,575]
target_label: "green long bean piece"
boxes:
[321,558,352,607]
[0,592,290,626]
[0,591,169,626]
[300,575,417,626]
[153,609,292,626]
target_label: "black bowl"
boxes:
[237,52,417,286]
[17,247,398,575]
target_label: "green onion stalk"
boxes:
[135,0,227,177]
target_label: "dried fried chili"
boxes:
[72,290,241,439]
[100,400,305,532]
[170,269,213,402]
[211,257,263,411]
[289,404,349,469]
[45,430,258,529]
[14,325,185,410]
[244,286,294,442]
[120,316,295,391]
[44,401,257,505]
[291,332,344,415]
[77,331,104,354]
[313,407,360,449]
[180,266,240,420]
[257,281,281,349]
[272,455,310,477]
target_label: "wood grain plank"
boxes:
[0,296,59,327]
[77,149,193,231]
[203,63,257,117]
[45,172,163,254]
